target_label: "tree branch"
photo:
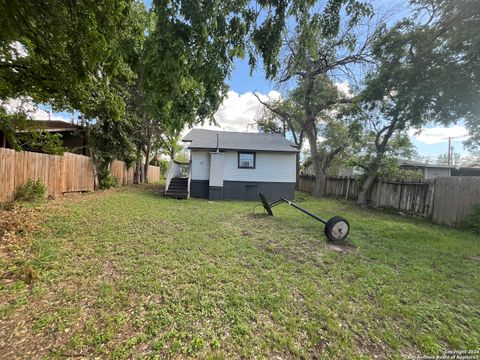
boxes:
[252,91,289,120]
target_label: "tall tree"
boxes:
[346,106,417,205]
[254,76,353,185]
[261,0,378,195]
[353,0,480,205]
[143,0,265,139]
[81,1,148,188]
[0,0,138,114]
[143,0,359,159]
[1,0,149,188]
[413,0,480,153]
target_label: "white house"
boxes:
[165,129,299,200]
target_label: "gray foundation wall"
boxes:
[209,186,223,200]
[190,180,209,198]
[190,180,296,201]
[223,181,295,201]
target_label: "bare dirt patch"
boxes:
[326,242,357,253]
[0,204,44,282]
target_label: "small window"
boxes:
[238,152,255,169]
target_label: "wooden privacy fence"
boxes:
[298,175,480,226]
[1,148,94,202]
[111,160,135,186]
[111,161,160,185]
[0,148,161,203]
[432,177,480,226]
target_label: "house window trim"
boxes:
[238,151,256,169]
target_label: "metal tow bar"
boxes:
[258,192,350,242]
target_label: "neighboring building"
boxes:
[301,158,480,180]
[0,120,87,155]
[399,159,455,179]
[165,129,299,200]
[452,163,480,177]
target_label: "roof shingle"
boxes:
[182,129,299,152]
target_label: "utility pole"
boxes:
[448,137,452,165]
[442,135,467,165]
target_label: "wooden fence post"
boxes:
[345,178,350,201]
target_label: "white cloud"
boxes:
[185,90,281,135]
[335,81,354,99]
[1,97,70,122]
[188,83,355,136]
[408,125,470,144]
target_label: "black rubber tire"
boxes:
[324,216,350,242]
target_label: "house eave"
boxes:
[187,146,300,153]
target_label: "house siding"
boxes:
[189,149,297,200]
[424,167,451,179]
[191,150,210,180]
[223,151,296,183]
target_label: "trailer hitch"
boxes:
[258,192,350,242]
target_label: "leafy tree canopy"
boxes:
[361,0,479,144]
[0,0,145,121]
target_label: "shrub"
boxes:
[159,159,169,177]
[15,179,47,202]
[98,170,119,190]
[462,204,480,234]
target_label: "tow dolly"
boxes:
[258,192,350,242]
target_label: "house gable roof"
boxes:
[182,129,299,152]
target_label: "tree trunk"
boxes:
[314,168,326,196]
[138,160,144,183]
[302,74,326,196]
[295,135,304,188]
[357,121,397,207]
[135,161,141,183]
[357,159,380,207]
[357,172,376,207]
[295,152,301,187]
[92,155,100,190]
[306,129,326,196]
[134,146,142,184]
[143,142,151,184]
[84,123,99,189]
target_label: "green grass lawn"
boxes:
[1,186,479,359]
